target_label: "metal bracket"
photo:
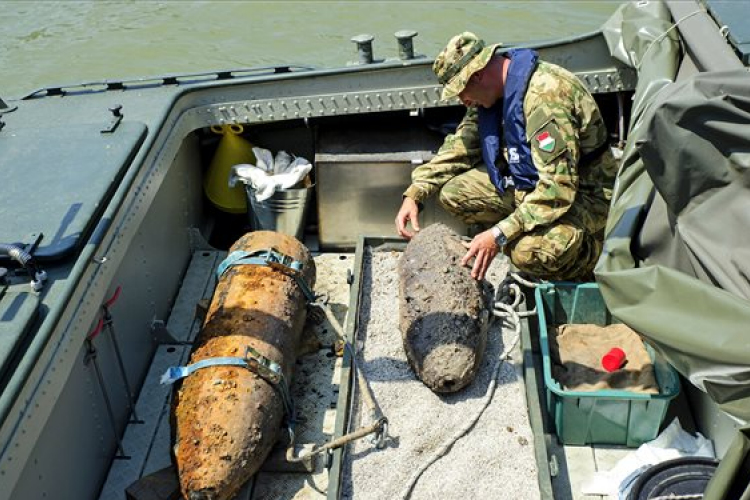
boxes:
[261,444,316,473]
[151,319,191,346]
[0,96,17,115]
[217,248,316,302]
[549,454,560,477]
[187,227,214,252]
[243,345,282,385]
[101,104,123,134]
[371,417,389,449]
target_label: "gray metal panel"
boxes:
[0,80,192,499]
[0,122,146,260]
[532,32,637,94]
[315,158,464,249]
[666,0,745,71]
[10,348,113,500]
[6,135,205,500]
[686,381,743,457]
[705,0,750,64]
[315,125,466,249]
[99,250,223,499]
[0,290,39,382]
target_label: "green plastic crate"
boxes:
[535,282,680,447]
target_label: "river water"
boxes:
[1,1,622,99]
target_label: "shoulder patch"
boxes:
[536,131,555,152]
[532,119,567,163]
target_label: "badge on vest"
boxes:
[508,147,520,164]
[536,131,555,152]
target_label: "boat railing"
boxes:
[20,64,317,99]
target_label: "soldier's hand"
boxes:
[396,197,421,239]
[460,229,500,281]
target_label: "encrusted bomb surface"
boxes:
[398,223,488,393]
[172,231,315,500]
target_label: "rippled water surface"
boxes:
[1,1,622,98]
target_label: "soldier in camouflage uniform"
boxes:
[395,32,618,281]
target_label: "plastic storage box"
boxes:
[535,282,680,447]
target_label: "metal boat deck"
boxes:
[96,239,691,500]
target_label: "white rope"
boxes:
[635,9,703,71]
[398,275,530,499]
[649,494,703,500]
[508,271,545,289]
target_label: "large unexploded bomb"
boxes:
[398,223,488,393]
[169,230,315,500]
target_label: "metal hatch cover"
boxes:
[0,122,147,260]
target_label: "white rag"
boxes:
[229,147,312,202]
[581,418,715,498]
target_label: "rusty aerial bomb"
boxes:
[170,231,315,500]
[398,223,488,393]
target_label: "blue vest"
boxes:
[478,48,539,193]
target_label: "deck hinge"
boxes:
[101,104,123,134]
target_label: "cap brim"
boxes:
[440,43,501,101]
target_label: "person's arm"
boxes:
[403,107,482,204]
[496,97,581,243]
[395,196,421,239]
[397,107,481,238]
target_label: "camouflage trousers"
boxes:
[438,166,603,281]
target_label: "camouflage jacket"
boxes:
[404,60,617,241]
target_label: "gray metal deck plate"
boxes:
[0,290,39,385]
[706,0,750,64]
[0,122,146,260]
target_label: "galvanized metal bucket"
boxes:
[246,184,314,241]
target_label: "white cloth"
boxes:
[581,418,715,498]
[228,147,312,202]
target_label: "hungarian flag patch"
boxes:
[536,131,555,152]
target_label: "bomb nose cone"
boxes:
[438,376,457,391]
[421,343,477,393]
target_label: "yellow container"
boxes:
[204,124,257,213]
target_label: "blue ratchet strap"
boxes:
[216,248,315,302]
[160,346,295,424]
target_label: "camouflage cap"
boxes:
[433,32,500,101]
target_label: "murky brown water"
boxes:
[1,1,622,98]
